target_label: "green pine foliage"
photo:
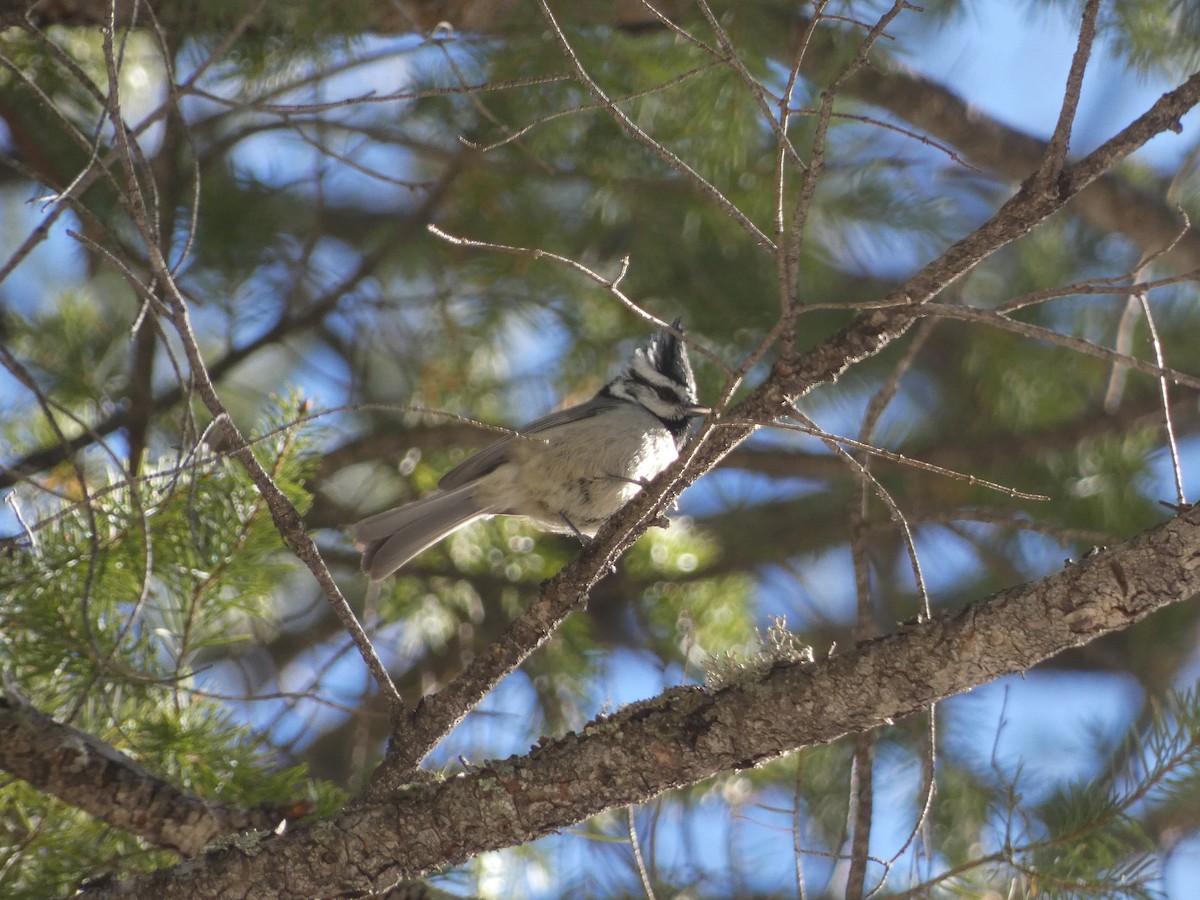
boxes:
[0,398,338,895]
[922,691,1200,898]
[1,1,1200,896]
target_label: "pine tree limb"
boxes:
[78,500,1200,898]
[0,683,309,857]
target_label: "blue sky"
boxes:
[2,2,1199,895]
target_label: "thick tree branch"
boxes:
[360,61,1200,787]
[0,684,308,856]
[8,5,1199,893]
[82,501,1200,898]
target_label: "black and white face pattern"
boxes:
[603,324,702,445]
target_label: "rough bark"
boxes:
[0,687,307,857]
[80,500,1200,898]
[3,2,1199,893]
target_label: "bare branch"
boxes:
[94,13,404,716]
[427,224,732,375]
[0,683,307,856]
[921,303,1200,392]
[537,0,774,251]
[1036,0,1101,180]
[1139,292,1187,506]
[80,503,1200,897]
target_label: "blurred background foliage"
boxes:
[1,0,1199,896]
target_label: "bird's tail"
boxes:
[354,483,490,580]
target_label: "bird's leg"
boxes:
[604,473,651,489]
[559,512,588,544]
[604,474,675,527]
[560,512,619,576]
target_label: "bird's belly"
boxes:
[474,410,678,535]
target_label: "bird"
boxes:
[353,320,709,580]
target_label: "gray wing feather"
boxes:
[357,396,628,578]
[354,483,491,580]
[438,396,624,490]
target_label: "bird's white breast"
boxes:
[472,403,678,534]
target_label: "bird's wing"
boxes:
[437,395,624,490]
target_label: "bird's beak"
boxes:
[686,404,712,418]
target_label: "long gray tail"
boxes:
[354,483,489,580]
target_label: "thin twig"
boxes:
[845,731,876,900]
[191,72,573,116]
[798,410,933,634]
[877,707,939,893]
[783,0,914,323]
[1002,267,1200,314]
[1102,218,1198,411]
[774,3,826,323]
[462,61,724,154]
[793,759,808,900]
[94,7,405,717]
[859,320,937,624]
[1036,0,1101,180]
[537,0,774,251]
[1138,292,1187,506]
[788,107,982,172]
[628,806,657,900]
[734,419,1051,502]
[426,223,732,375]
[693,0,807,171]
[922,303,1200,391]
